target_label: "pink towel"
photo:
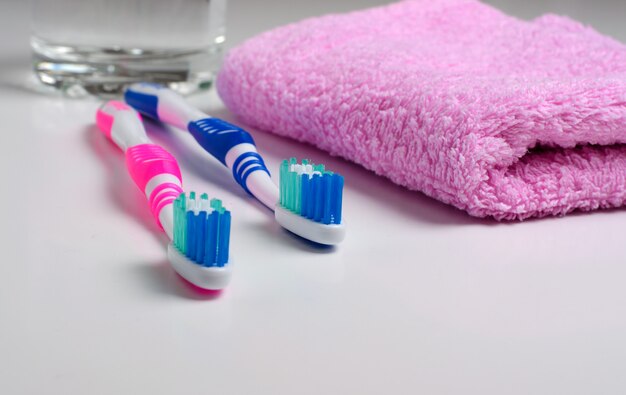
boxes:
[217,0,626,220]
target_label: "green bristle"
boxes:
[295,172,303,214]
[289,170,297,211]
[288,158,296,211]
[173,193,187,253]
[210,198,224,213]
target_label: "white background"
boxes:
[1,1,626,394]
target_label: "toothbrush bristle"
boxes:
[173,192,231,267]
[279,158,344,225]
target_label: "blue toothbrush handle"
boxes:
[187,118,254,165]
[187,118,271,195]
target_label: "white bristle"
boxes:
[200,197,210,212]
[189,197,199,214]
[288,162,320,179]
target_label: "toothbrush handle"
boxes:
[96,101,183,233]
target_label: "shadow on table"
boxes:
[133,259,224,301]
[85,124,166,240]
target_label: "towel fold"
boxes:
[217,0,626,219]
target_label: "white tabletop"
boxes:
[2,1,626,394]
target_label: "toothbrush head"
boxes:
[275,158,346,245]
[167,192,232,290]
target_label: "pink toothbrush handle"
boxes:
[96,101,183,229]
[126,144,183,228]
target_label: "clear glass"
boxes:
[31,0,227,97]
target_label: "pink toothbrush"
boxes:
[96,101,232,290]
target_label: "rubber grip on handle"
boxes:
[126,144,183,227]
[188,118,271,195]
[187,118,255,165]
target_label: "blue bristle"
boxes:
[205,211,219,266]
[217,211,231,265]
[195,211,207,264]
[186,210,196,261]
[173,192,230,267]
[333,175,344,224]
[313,174,323,222]
[322,174,332,224]
[301,176,310,218]
[303,172,343,225]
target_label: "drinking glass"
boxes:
[31,0,227,97]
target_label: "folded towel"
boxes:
[217,0,626,220]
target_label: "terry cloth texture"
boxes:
[217,0,626,220]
